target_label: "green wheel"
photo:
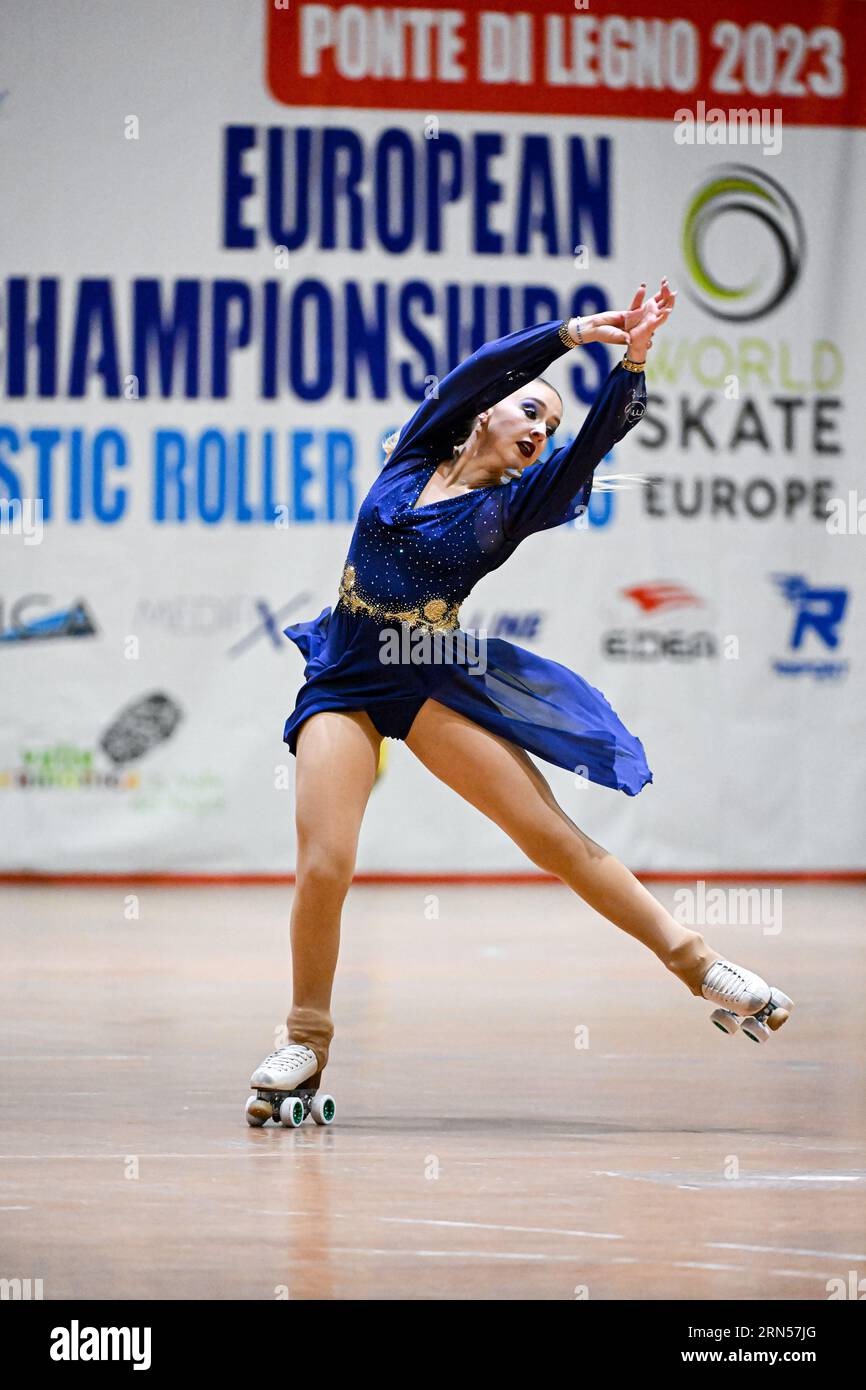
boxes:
[279,1096,306,1127]
[310,1093,336,1126]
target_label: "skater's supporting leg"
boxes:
[288,709,383,1073]
[405,700,720,994]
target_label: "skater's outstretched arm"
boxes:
[500,360,645,542]
[500,279,676,541]
[386,319,575,470]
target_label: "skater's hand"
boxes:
[567,286,647,347]
[571,308,631,347]
[572,278,676,358]
[623,277,676,361]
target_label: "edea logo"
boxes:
[620,583,702,615]
[771,574,849,681]
[602,581,720,663]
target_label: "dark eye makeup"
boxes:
[522,401,559,438]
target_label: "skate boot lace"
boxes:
[261,1044,315,1074]
[705,961,756,1005]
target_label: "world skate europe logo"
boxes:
[681,166,805,323]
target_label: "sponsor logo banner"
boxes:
[770,574,850,680]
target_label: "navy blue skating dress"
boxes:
[283,319,652,795]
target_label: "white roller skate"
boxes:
[245,1044,336,1128]
[701,959,793,1044]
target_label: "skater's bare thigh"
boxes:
[405,699,599,872]
[295,709,382,871]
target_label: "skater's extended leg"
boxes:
[405,700,719,994]
[288,708,383,1073]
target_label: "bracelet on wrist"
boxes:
[621,354,646,373]
[558,318,585,350]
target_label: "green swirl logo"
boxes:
[682,166,805,322]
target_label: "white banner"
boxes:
[1,0,864,873]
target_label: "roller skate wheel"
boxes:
[310,1093,336,1126]
[279,1096,306,1128]
[710,1008,741,1036]
[245,1095,272,1127]
[767,989,793,1031]
[741,1016,770,1044]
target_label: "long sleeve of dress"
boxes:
[387,319,574,469]
[500,361,646,542]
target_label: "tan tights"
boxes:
[287,700,720,1074]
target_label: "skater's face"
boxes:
[485,380,562,476]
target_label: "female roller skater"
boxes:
[246,279,793,1128]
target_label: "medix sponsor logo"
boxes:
[50,1320,151,1370]
[603,582,718,662]
[134,594,249,634]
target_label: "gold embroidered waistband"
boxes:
[337,564,461,633]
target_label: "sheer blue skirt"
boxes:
[283,605,652,796]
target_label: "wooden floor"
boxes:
[1,881,864,1301]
